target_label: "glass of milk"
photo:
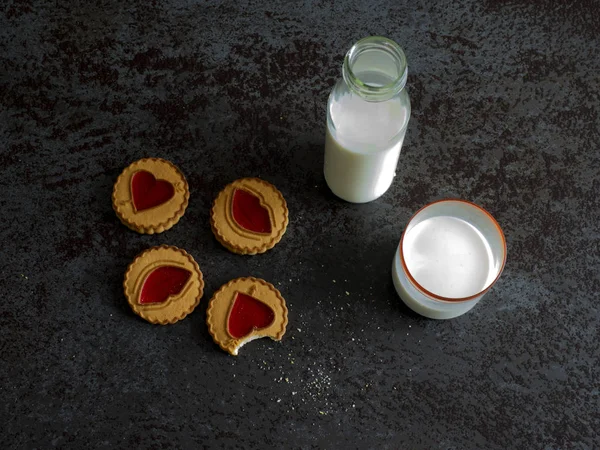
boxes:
[392,200,507,319]
[324,36,411,203]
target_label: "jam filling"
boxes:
[228,292,275,338]
[131,170,175,211]
[232,189,272,233]
[139,266,191,304]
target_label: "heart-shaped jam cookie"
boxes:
[113,158,189,234]
[124,245,204,325]
[210,178,288,255]
[207,277,288,356]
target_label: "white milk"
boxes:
[324,74,410,203]
[403,216,497,298]
[392,215,498,319]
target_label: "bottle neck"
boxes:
[342,36,408,102]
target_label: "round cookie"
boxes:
[113,157,189,234]
[210,178,288,255]
[124,245,204,325]
[206,277,288,356]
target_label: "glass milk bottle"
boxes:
[324,36,411,203]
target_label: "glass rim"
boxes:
[398,199,507,303]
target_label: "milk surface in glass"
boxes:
[402,216,497,299]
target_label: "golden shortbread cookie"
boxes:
[206,277,288,355]
[124,245,204,325]
[210,178,288,255]
[113,158,189,234]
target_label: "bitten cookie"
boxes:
[206,277,288,355]
[113,158,189,234]
[124,245,204,325]
[210,178,288,255]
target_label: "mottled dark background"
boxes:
[1,0,599,448]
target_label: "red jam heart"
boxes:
[232,189,272,234]
[131,170,175,211]
[228,292,275,339]
[139,266,191,304]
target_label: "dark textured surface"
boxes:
[1,0,599,448]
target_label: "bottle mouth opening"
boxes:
[343,36,408,101]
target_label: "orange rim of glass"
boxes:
[398,199,507,303]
